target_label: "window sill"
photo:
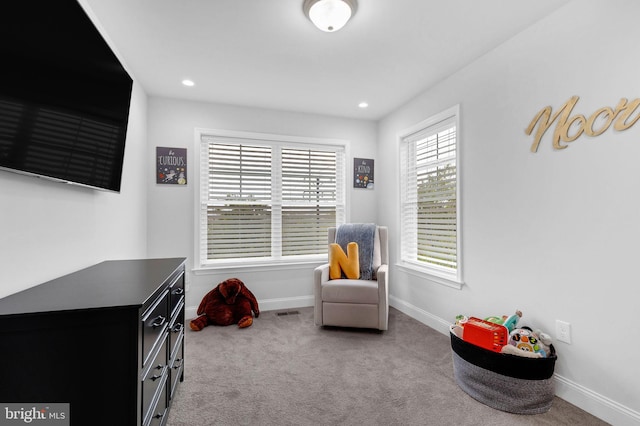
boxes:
[395,262,464,290]
[194,258,327,275]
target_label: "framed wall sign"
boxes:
[156,147,187,185]
[354,157,374,189]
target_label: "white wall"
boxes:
[146,97,378,314]
[0,82,149,299]
[378,1,640,424]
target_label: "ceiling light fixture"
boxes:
[182,79,195,87]
[303,0,357,33]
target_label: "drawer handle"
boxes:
[173,358,183,369]
[172,288,184,295]
[153,412,165,420]
[172,323,184,333]
[150,364,165,381]
[151,316,166,328]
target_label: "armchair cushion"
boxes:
[321,279,379,304]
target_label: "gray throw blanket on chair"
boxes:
[335,223,376,280]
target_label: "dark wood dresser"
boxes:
[0,258,186,426]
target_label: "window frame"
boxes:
[397,105,463,289]
[194,128,349,270]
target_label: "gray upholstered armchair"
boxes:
[314,225,389,331]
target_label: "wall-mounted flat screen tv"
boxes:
[0,0,133,192]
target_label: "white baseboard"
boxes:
[389,295,452,335]
[185,306,198,320]
[258,295,315,312]
[388,295,640,426]
[185,295,314,321]
[554,374,640,426]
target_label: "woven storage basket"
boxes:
[450,328,557,414]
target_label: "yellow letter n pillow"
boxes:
[329,242,360,279]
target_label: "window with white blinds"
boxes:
[399,105,462,284]
[198,131,346,266]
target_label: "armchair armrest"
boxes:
[315,263,330,284]
[376,264,389,330]
[314,263,329,326]
[376,264,388,286]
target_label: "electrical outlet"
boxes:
[556,320,572,344]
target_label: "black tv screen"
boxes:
[0,0,133,192]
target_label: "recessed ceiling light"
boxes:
[358,102,368,108]
[182,79,195,87]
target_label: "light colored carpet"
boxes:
[166,307,608,426]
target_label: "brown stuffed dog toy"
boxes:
[190,278,259,330]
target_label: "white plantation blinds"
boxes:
[200,133,345,264]
[281,147,344,256]
[203,143,273,259]
[400,107,461,282]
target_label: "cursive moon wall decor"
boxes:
[525,96,640,152]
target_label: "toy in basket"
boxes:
[462,317,509,352]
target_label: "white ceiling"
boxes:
[81,0,571,121]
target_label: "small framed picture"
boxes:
[157,147,187,185]
[354,158,374,189]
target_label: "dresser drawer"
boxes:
[169,274,185,318]
[142,290,169,367]
[144,374,168,426]
[169,301,184,356]
[169,335,184,400]
[142,337,168,425]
